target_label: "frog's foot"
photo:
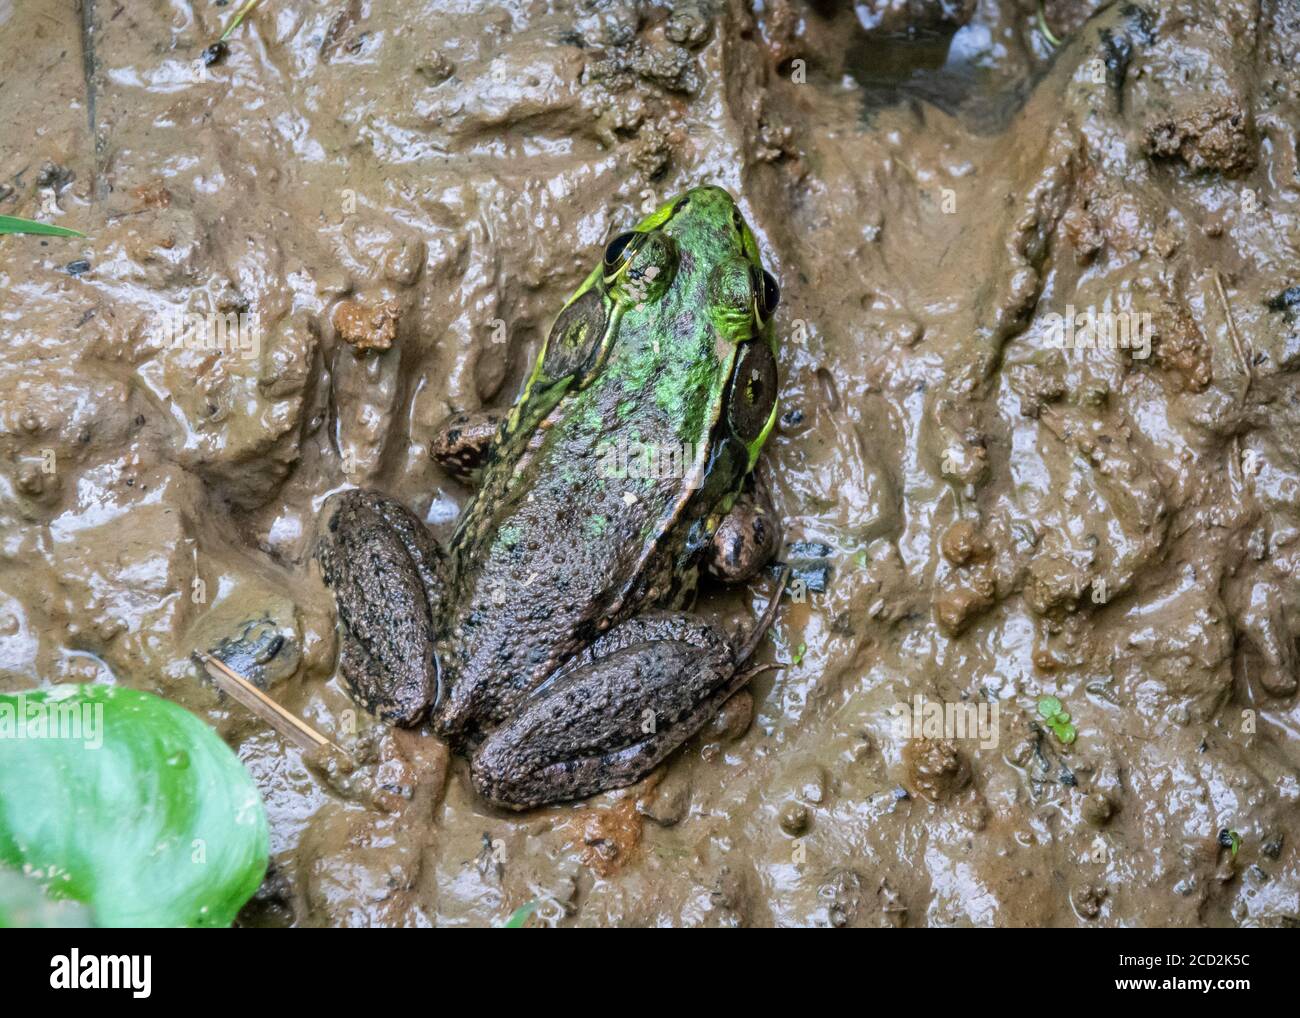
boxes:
[317,490,446,726]
[469,612,762,810]
[429,410,505,486]
[706,480,781,583]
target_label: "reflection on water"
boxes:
[847,19,1047,134]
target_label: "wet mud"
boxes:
[2,0,1299,926]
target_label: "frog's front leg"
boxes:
[429,409,505,486]
[317,490,446,726]
[470,610,770,810]
[707,478,781,583]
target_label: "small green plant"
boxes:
[503,901,538,928]
[791,642,807,666]
[1218,828,1242,857]
[0,215,84,238]
[1037,695,1077,744]
[1036,2,1063,48]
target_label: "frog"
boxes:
[316,185,785,810]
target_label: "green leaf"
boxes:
[1055,722,1078,745]
[503,901,538,928]
[0,684,267,927]
[219,0,263,42]
[0,868,93,929]
[792,642,807,666]
[0,215,85,238]
[1037,696,1062,720]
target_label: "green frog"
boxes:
[317,185,784,809]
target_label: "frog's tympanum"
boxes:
[318,186,784,809]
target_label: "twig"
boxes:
[194,650,350,760]
[1213,269,1253,392]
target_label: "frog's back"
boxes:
[434,184,766,743]
[435,382,698,742]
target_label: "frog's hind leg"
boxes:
[429,409,505,486]
[470,613,763,810]
[317,490,446,726]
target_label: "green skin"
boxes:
[318,186,782,809]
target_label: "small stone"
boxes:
[1072,883,1107,920]
[333,298,400,352]
[15,461,45,496]
[940,519,992,566]
[703,689,753,743]
[415,49,455,83]
[665,8,711,49]
[636,770,691,827]
[903,739,970,802]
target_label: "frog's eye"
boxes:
[759,270,780,321]
[607,231,677,307]
[603,232,641,279]
[541,287,608,384]
[727,340,778,443]
[751,267,780,324]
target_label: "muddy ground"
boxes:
[2,0,1299,927]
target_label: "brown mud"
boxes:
[2,0,1299,926]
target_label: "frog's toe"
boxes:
[429,410,504,486]
[707,495,780,583]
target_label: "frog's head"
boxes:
[613,186,780,472]
[527,186,779,478]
